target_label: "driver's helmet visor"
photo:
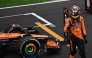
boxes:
[71,10,79,18]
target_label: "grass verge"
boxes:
[0,0,51,7]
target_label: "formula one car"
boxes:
[0,24,61,58]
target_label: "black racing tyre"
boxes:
[16,36,41,58]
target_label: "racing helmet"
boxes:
[70,4,80,19]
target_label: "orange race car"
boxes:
[0,24,61,58]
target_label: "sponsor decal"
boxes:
[0,39,9,42]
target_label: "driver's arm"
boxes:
[63,18,70,33]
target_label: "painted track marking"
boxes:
[35,22,64,41]
[0,12,55,28]
[0,0,69,9]
[31,13,55,27]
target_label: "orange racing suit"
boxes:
[64,16,86,39]
[63,16,87,58]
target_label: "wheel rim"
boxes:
[25,43,37,56]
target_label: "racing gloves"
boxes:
[67,24,73,30]
[83,35,88,44]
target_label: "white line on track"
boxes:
[0,0,69,9]
[0,13,32,18]
[0,12,55,28]
[31,13,55,27]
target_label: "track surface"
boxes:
[0,0,92,58]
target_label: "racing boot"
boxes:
[69,54,74,58]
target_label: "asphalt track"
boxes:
[0,0,92,58]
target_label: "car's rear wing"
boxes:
[63,7,70,44]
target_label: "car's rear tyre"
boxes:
[16,36,41,58]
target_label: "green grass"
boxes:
[0,0,51,7]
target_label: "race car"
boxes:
[0,24,61,58]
